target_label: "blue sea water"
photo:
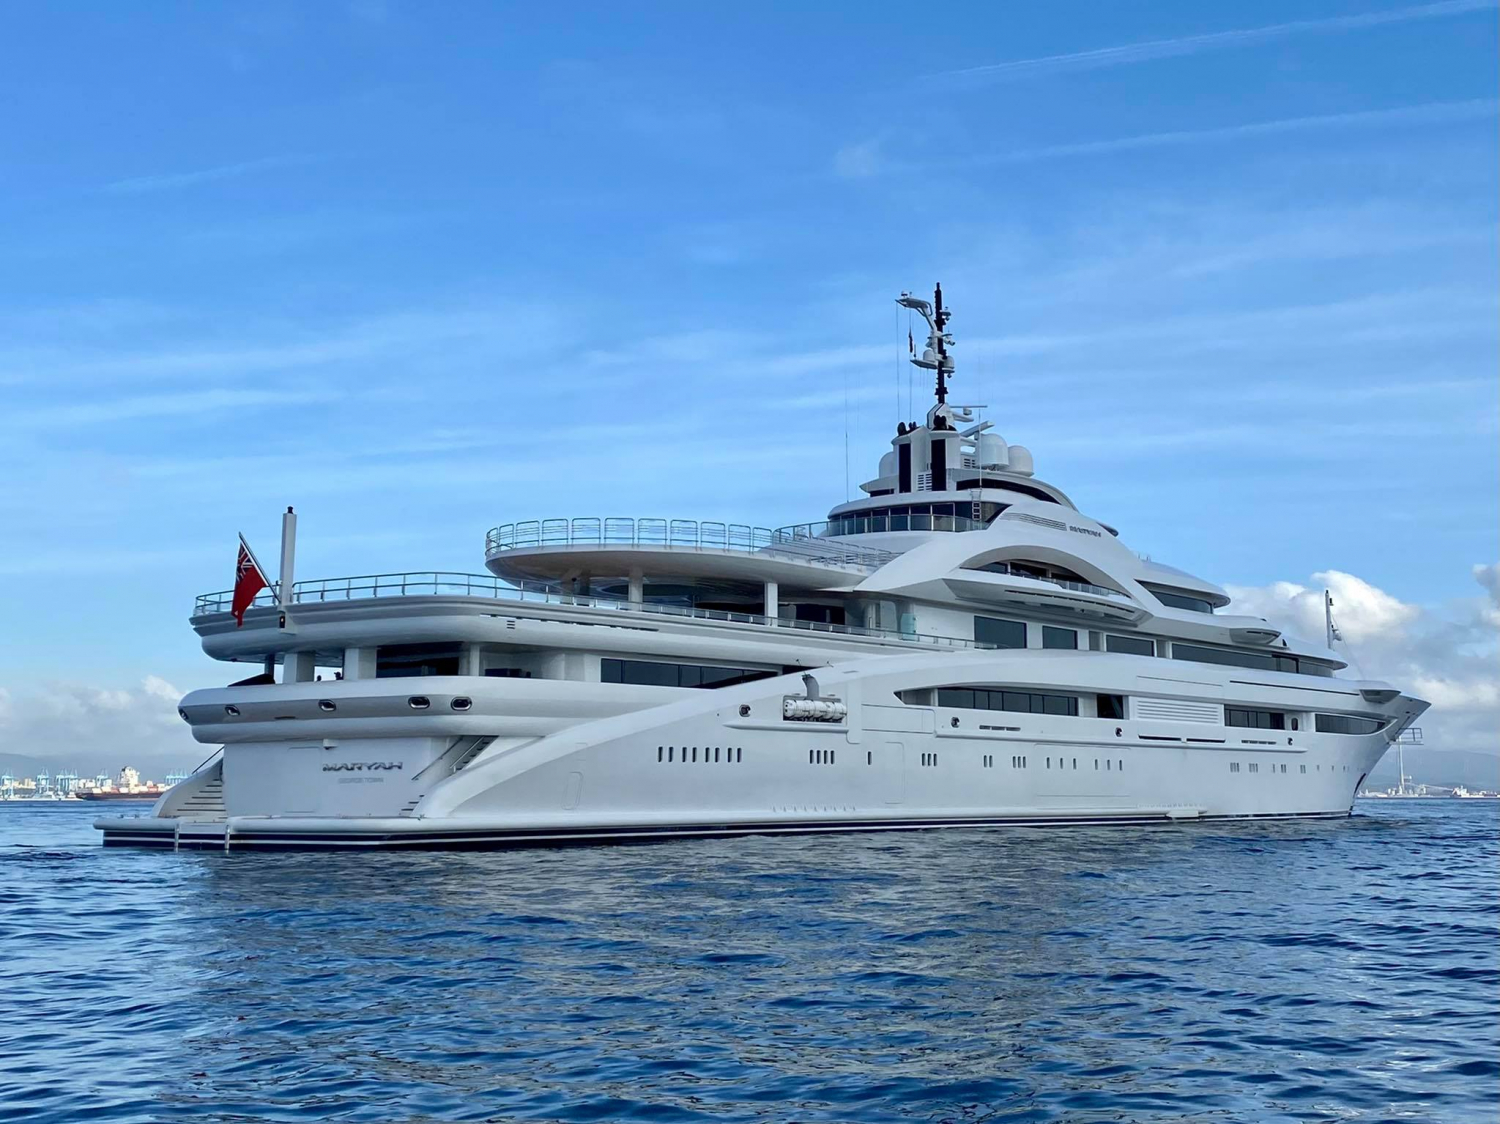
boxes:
[0,801,1495,1123]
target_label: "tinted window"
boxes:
[1042,626,1077,650]
[1225,707,1287,730]
[1098,694,1126,720]
[1171,643,1278,672]
[935,688,1078,716]
[975,616,1027,649]
[601,659,775,689]
[1143,584,1216,613]
[1106,634,1155,657]
[376,643,462,678]
[1315,713,1384,735]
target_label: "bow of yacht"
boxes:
[98,284,1427,850]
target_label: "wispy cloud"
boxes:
[102,154,316,194]
[845,99,1499,179]
[926,0,1496,86]
[976,99,1498,165]
[4,387,341,431]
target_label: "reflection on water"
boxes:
[1,803,1496,1122]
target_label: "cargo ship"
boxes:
[76,767,169,802]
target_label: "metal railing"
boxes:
[484,517,896,571]
[824,512,987,536]
[974,561,1127,601]
[191,571,981,650]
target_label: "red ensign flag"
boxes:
[231,538,269,627]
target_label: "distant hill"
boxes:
[1367,748,1500,790]
[0,752,52,781]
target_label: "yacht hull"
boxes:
[97,656,1421,851]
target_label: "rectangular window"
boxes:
[1225,707,1286,730]
[1097,694,1126,720]
[1171,643,1278,672]
[601,659,776,689]
[1106,634,1155,657]
[975,616,1027,649]
[375,643,462,678]
[935,688,1078,716]
[1315,713,1385,735]
[1142,585,1216,614]
[1042,626,1077,650]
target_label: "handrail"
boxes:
[191,571,984,649]
[483,517,897,571]
[970,561,1127,600]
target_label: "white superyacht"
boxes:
[98,285,1428,849]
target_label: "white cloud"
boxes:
[1225,564,1500,755]
[0,676,201,776]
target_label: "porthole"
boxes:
[450,697,472,712]
[408,696,430,710]
[738,704,751,717]
[224,705,240,717]
[319,699,337,712]
[951,716,959,728]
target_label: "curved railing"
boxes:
[191,571,981,650]
[484,518,896,571]
[971,561,1128,601]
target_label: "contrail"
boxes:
[926,0,1495,85]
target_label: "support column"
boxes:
[463,643,484,677]
[628,568,644,606]
[288,651,316,683]
[764,580,779,622]
[343,647,376,681]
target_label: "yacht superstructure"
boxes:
[97,285,1428,850]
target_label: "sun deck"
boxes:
[191,570,984,665]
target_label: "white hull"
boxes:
[99,652,1412,850]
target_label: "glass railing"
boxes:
[192,572,981,650]
[484,517,896,571]
[969,562,1127,600]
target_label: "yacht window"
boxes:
[601,658,777,689]
[936,688,1078,716]
[1142,584,1216,614]
[974,616,1027,649]
[376,643,462,678]
[1225,707,1286,730]
[1042,626,1077,650]
[1098,694,1126,720]
[1315,713,1385,735]
[1171,643,1279,672]
[1105,634,1155,657]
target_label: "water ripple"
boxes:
[0,801,1495,1122]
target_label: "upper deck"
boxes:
[483,516,897,589]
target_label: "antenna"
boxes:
[895,282,957,420]
[933,283,950,406]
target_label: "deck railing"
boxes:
[484,517,896,571]
[975,561,1127,601]
[192,571,980,650]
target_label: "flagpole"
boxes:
[278,507,297,632]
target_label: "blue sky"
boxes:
[0,2,1496,765]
